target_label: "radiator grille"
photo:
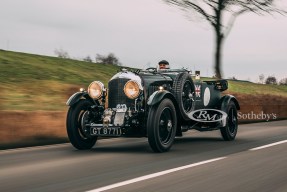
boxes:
[108,78,135,108]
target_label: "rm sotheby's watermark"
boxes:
[238,111,277,121]
[189,109,227,122]
[189,109,278,122]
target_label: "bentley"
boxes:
[66,68,240,152]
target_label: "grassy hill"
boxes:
[1,49,287,111]
[227,80,287,97]
[0,50,121,111]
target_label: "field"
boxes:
[0,49,121,111]
[0,50,286,149]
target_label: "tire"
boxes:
[147,98,177,153]
[172,72,195,120]
[220,101,238,141]
[66,99,97,150]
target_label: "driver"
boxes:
[158,60,170,70]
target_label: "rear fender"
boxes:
[220,94,240,111]
[219,94,240,127]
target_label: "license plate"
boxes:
[90,127,122,136]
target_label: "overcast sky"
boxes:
[1,0,286,82]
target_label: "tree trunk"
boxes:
[214,1,224,79]
[215,33,223,79]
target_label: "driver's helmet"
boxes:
[158,60,170,69]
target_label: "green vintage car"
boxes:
[66,68,240,152]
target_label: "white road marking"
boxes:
[249,140,287,151]
[86,157,226,192]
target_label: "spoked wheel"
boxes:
[182,80,194,112]
[147,99,177,153]
[66,99,98,150]
[220,101,238,141]
[173,72,195,120]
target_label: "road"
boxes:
[0,120,286,192]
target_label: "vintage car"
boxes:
[66,68,240,152]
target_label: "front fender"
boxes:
[147,90,175,106]
[66,92,95,106]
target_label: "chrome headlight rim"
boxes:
[124,80,142,99]
[88,81,104,100]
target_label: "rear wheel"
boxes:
[147,99,177,152]
[66,99,97,150]
[220,101,238,141]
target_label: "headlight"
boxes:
[88,81,104,99]
[124,80,142,99]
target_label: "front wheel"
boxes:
[220,101,238,141]
[147,98,177,153]
[66,99,98,150]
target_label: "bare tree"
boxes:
[164,0,285,79]
[96,53,121,66]
[259,74,265,84]
[265,75,277,85]
[229,76,237,80]
[54,48,70,59]
[279,77,287,85]
[83,55,93,62]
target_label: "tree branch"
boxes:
[165,0,217,27]
[224,8,247,38]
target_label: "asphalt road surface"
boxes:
[1,120,287,192]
